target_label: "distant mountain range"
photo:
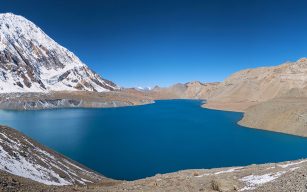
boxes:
[0,13,118,93]
[204,58,307,102]
[151,58,307,104]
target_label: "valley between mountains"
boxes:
[2,12,307,192]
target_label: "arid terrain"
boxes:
[238,97,307,137]
[2,11,307,192]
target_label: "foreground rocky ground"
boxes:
[87,159,307,192]
[1,157,307,192]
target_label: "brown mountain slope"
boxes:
[207,58,307,103]
[239,97,307,137]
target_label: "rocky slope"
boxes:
[95,159,307,192]
[205,58,307,103]
[0,125,106,186]
[0,13,118,93]
[0,89,153,110]
[238,97,307,137]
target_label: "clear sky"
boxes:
[1,0,307,87]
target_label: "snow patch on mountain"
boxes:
[0,125,103,185]
[135,86,152,91]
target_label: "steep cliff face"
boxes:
[0,13,118,93]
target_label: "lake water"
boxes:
[0,99,307,180]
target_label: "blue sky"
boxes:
[1,0,307,87]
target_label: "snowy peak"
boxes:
[0,13,118,93]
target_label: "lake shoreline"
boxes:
[1,99,307,191]
[202,101,258,112]
[202,99,307,138]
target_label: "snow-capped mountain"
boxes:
[0,13,118,93]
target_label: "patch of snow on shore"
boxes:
[195,167,243,178]
[214,167,243,175]
[239,172,284,191]
[239,167,300,191]
[278,160,307,168]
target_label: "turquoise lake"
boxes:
[0,99,307,180]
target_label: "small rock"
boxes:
[211,178,238,192]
